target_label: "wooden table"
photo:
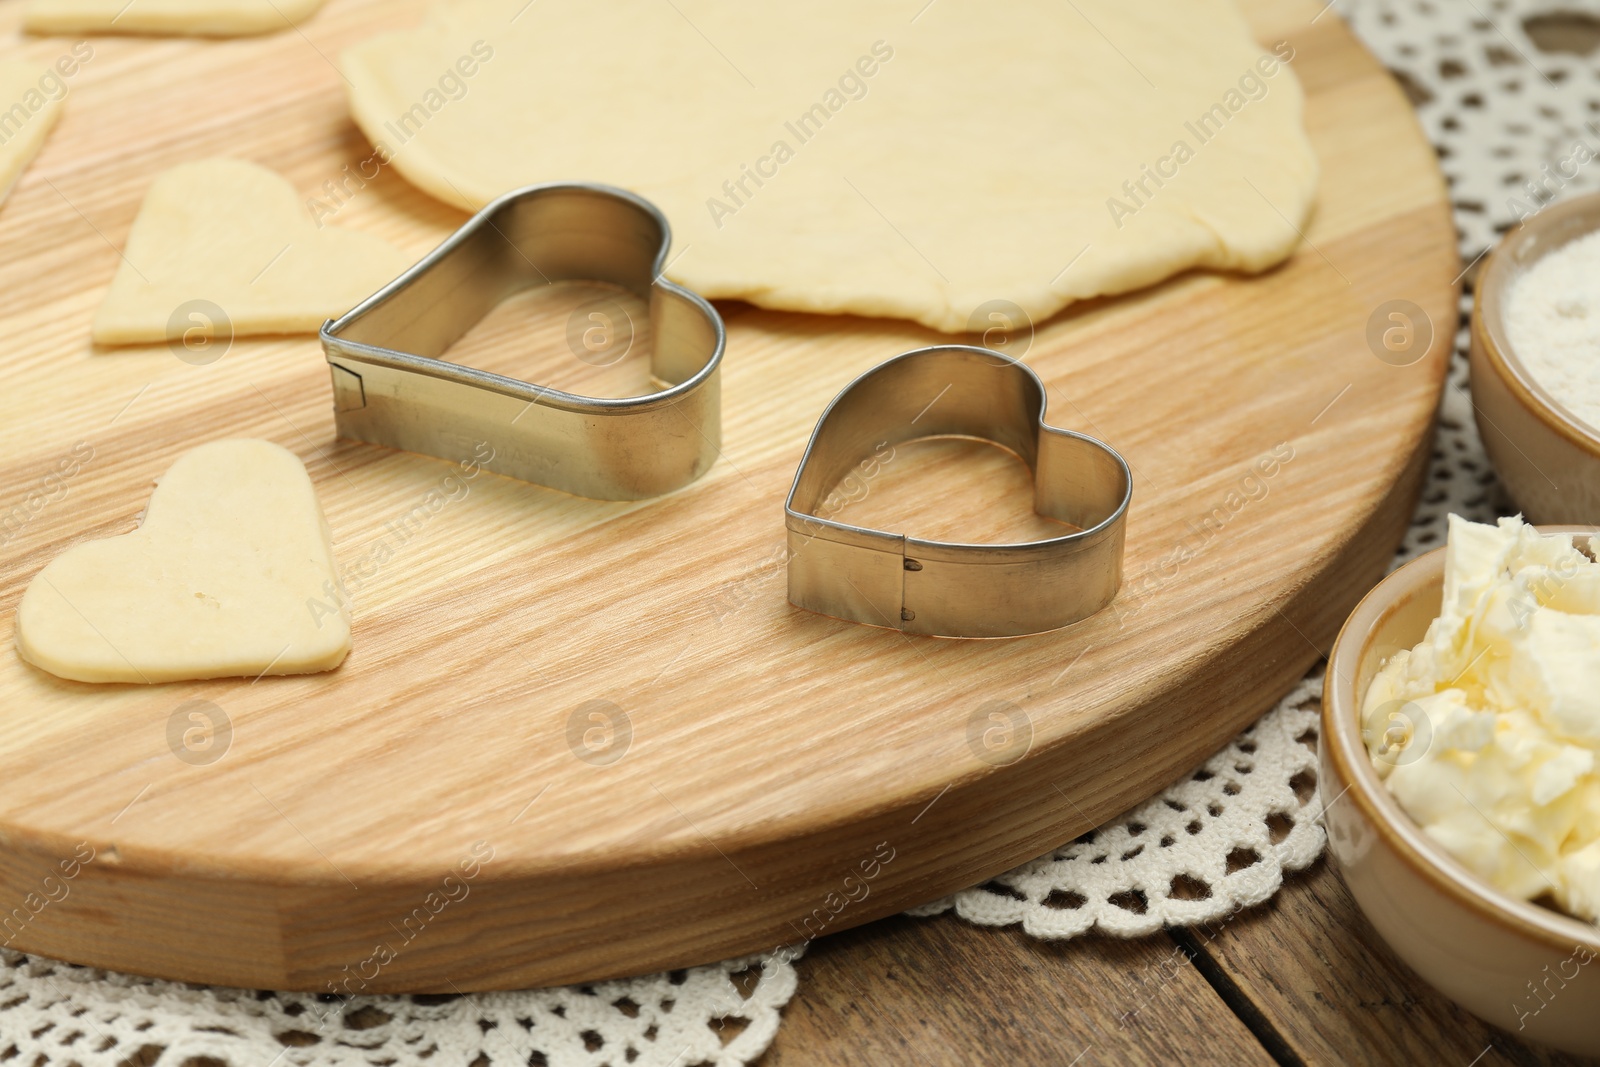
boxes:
[756,858,1593,1065]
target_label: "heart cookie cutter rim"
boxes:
[319,181,724,501]
[784,344,1132,638]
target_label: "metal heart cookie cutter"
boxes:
[320,182,724,500]
[785,345,1132,638]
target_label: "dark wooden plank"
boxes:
[756,913,1275,1066]
[1184,859,1597,1066]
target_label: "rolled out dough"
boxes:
[25,0,325,36]
[0,61,66,208]
[93,158,412,345]
[341,0,1318,332]
[15,439,351,684]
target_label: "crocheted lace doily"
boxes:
[0,948,798,1067]
[0,3,1537,1063]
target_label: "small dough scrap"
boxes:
[341,0,1318,332]
[26,0,325,36]
[93,158,412,345]
[0,62,66,207]
[16,439,351,684]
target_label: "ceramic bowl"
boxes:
[1471,194,1600,523]
[1321,532,1600,1056]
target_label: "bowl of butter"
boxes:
[1471,193,1600,523]
[1322,515,1600,1055]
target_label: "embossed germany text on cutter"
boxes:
[320,182,724,501]
[785,345,1131,638]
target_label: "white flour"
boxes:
[1506,230,1600,432]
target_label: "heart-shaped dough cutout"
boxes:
[16,439,351,684]
[26,0,325,36]
[92,158,412,345]
[0,61,66,207]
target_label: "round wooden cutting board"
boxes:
[0,0,1456,991]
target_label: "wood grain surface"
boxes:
[1186,860,1591,1066]
[760,914,1275,1067]
[0,0,1458,990]
[756,862,1599,1066]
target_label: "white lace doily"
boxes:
[0,947,798,1067]
[0,3,1546,1063]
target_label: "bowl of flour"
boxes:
[1472,193,1600,523]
